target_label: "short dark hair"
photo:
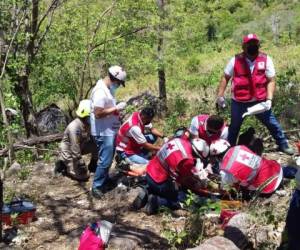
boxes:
[207,115,224,131]
[108,72,124,85]
[140,107,155,119]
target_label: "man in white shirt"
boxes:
[90,65,127,198]
[216,33,293,155]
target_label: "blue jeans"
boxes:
[118,133,157,165]
[146,174,186,209]
[286,189,300,250]
[92,135,116,190]
[228,99,288,147]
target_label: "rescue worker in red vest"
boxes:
[216,33,293,155]
[189,114,228,144]
[210,139,283,195]
[54,100,98,181]
[116,107,165,165]
[132,136,209,215]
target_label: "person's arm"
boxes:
[141,141,160,152]
[150,127,164,138]
[266,77,275,100]
[189,116,199,139]
[217,74,231,97]
[129,126,161,152]
[266,56,276,101]
[94,106,118,119]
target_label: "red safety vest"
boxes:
[146,138,194,183]
[197,115,227,145]
[232,53,268,101]
[116,112,145,155]
[220,145,281,194]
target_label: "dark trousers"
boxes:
[146,174,186,209]
[286,189,300,250]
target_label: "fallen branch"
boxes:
[0,133,63,157]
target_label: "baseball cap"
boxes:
[243,33,260,44]
[108,65,126,86]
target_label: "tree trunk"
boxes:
[14,72,39,137]
[157,0,167,114]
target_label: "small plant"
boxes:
[17,167,31,181]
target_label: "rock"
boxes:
[224,213,253,249]
[121,91,165,121]
[186,236,239,250]
[36,103,68,135]
[108,237,139,250]
[6,161,22,177]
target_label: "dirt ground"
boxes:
[0,149,296,250]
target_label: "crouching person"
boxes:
[54,100,98,181]
[116,107,164,165]
[210,139,283,195]
[132,136,209,215]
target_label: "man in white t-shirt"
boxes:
[116,107,164,165]
[216,33,293,155]
[90,65,127,199]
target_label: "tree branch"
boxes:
[91,26,149,52]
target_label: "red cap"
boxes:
[243,33,259,44]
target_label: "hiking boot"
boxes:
[131,187,148,210]
[88,159,98,173]
[54,160,67,176]
[91,188,104,199]
[144,194,158,215]
[279,146,294,155]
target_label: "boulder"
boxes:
[36,104,68,135]
[187,236,239,250]
[224,213,252,249]
[108,237,139,250]
[6,161,22,177]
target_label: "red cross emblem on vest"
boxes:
[240,153,250,161]
[166,143,175,151]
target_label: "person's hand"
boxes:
[163,137,169,143]
[216,96,226,109]
[264,99,272,110]
[116,102,127,111]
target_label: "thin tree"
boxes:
[157,0,167,114]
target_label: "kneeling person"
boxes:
[116,107,164,165]
[134,136,209,215]
[55,100,98,181]
[189,114,228,144]
[210,139,282,194]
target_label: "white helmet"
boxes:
[210,139,230,156]
[191,138,209,158]
[108,65,126,85]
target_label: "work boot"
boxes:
[144,194,158,215]
[131,187,148,210]
[54,160,67,176]
[88,158,98,173]
[91,188,104,199]
[279,145,294,155]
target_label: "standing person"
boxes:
[90,65,127,199]
[116,107,165,165]
[285,168,300,250]
[54,100,98,181]
[216,33,293,155]
[189,114,228,144]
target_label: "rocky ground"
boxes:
[0,149,297,250]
